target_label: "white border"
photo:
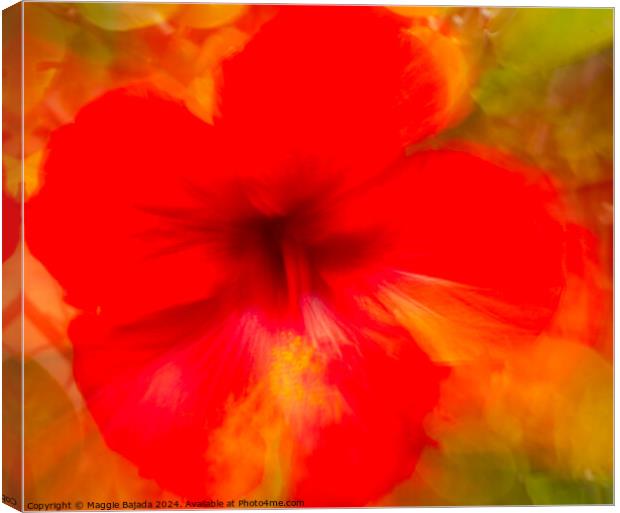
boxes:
[0,2,616,513]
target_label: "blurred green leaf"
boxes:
[417,445,533,505]
[525,474,613,505]
[475,8,613,115]
[494,8,613,73]
[24,358,82,501]
[23,5,77,114]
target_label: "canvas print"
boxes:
[2,3,613,509]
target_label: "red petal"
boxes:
[26,88,244,323]
[311,148,567,333]
[290,323,445,506]
[70,308,255,498]
[218,6,448,184]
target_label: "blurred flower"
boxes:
[27,6,581,505]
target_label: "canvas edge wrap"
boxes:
[3,1,24,511]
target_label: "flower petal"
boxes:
[289,326,445,505]
[218,6,450,181]
[311,148,568,334]
[201,304,445,506]
[69,308,255,498]
[26,88,242,324]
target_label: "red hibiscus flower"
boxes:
[27,6,569,506]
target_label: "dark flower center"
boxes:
[237,212,310,307]
[223,202,384,323]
